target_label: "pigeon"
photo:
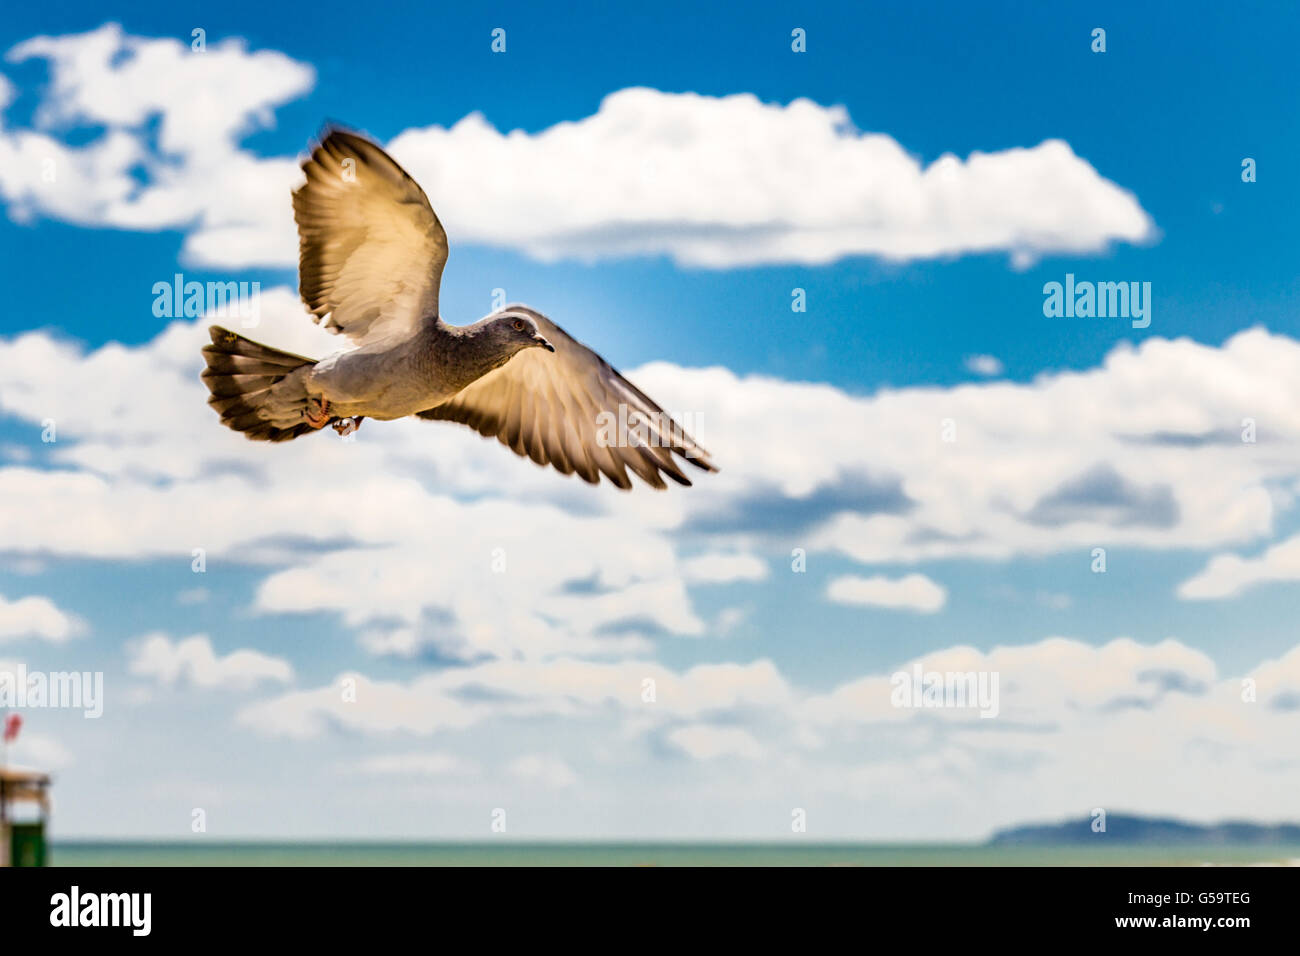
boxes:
[201,128,716,490]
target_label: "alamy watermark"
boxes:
[1043,273,1151,329]
[152,274,261,327]
[890,664,999,718]
[50,886,150,936]
[0,664,103,718]
[595,403,703,449]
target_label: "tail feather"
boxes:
[200,326,320,442]
[203,352,306,376]
[203,373,281,400]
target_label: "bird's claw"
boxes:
[333,416,363,436]
[304,397,331,429]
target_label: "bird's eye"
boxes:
[512,319,526,332]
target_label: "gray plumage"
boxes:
[200,127,716,489]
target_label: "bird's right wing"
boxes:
[292,128,448,347]
[417,307,716,490]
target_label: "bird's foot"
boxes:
[333,416,363,437]
[304,397,331,429]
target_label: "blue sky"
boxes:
[1,2,1299,841]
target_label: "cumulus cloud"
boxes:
[2,298,1298,832]
[802,637,1218,727]
[0,25,1152,270]
[224,634,1300,834]
[682,552,769,584]
[793,636,1300,832]
[8,24,312,153]
[2,293,1300,666]
[1177,532,1300,600]
[964,354,1005,377]
[0,593,83,643]
[235,635,1220,740]
[668,725,765,760]
[1247,643,1300,711]
[6,732,73,770]
[0,23,310,259]
[353,752,471,777]
[387,91,1153,268]
[793,329,1297,565]
[825,573,947,613]
[127,633,293,690]
[175,587,210,605]
[507,754,578,789]
[238,657,790,739]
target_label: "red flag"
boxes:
[2,712,20,744]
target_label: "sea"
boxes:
[47,842,1300,866]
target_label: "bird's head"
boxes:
[487,310,555,356]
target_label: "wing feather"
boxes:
[292,127,448,346]
[417,306,716,490]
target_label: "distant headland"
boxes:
[989,814,1300,846]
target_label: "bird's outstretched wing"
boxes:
[292,127,448,346]
[417,307,717,490]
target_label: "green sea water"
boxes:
[46,842,1300,866]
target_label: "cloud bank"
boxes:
[0,24,1153,270]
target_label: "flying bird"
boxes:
[200,128,716,490]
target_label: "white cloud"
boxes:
[0,26,1152,270]
[1177,532,1300,600]
[8,24,312,153]
[4,321,1289,838]
[127,633,293,690]
[713,606,748,636]
[668,725,765,760]
[7,732,73,771]
[1036,591,1073,611]
[175,587,210,605]
[1247,643,1300,707]
[825,573,948,613]
[507,754,578,789]
[4,299,1300,664]
[386,91,1153,268]
[229,634,1300,836]
[682,552,768,584]
[353,752,471,777]
[794,636,1300,832]
[964,354,1005,377]
[802,637,1219,727]
[0,593,83,643]
[238,658,791,739]
[0,290,709,663]
[783,328,1299,566]
[252,511,706,660]
[0,24,310,252]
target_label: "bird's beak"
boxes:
[535,336,555,353]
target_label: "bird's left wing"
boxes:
[417,307,716,490]
[292,128,448,346]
